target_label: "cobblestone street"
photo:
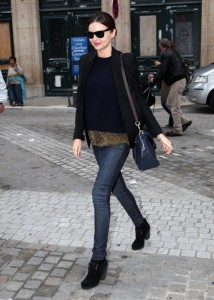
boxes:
[0,100,213,299]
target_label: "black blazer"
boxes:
[73,47,163,148]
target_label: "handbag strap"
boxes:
[120,53,141,129]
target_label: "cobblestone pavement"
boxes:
[0,102,214,299]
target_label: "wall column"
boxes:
[102,0,131,52]
[11,0,44,97]
[201,0,214,66]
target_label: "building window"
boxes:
[175,13,193,56]
[0,22,12,70]
[140,15,157,56]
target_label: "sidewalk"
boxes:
[9,96,72,108]
[1,100,212,300]
[5,95,192,109]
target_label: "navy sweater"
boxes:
[84,56,126,133]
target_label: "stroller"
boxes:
[141,80,156,107]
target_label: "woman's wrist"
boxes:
[157,133,164,142]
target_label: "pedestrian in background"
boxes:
[7,56,26,107]
[153,60,173,128]
[0,70,7,113]
[149,38,192,136]
[72,12,173,290]
[154,41,177,128]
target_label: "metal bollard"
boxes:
[72,84,78,108]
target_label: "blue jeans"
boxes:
[92,143,144,260]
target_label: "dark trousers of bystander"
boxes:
[10,84,23,106]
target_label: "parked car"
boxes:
[186,63,214,112]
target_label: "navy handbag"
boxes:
[120,54,160,171]
[132,128,160,171]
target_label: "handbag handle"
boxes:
[120,54,141,131]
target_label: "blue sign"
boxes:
[71,37,88,76]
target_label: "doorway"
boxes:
[131,2,202,82]
[41,11,98,96]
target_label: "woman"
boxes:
[7,56,26,106]
[72,12,173,290]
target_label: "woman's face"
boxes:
[88,22,116,54]
[10,59,15,66]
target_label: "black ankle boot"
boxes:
[81,258,108,289]
[132,219,150,250]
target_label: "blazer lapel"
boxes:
[80,50,97,86]
[111,48,125,106]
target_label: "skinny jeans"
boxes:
[92,143,144,260]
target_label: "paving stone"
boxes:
[31,271,49,281]
[57,261,73,269]
[146,288,167,299]
[166,293,185,300]
[38,264,54,271]
[13,272,30,281]
[44,256,61,264]
[168,283,186,293]
[24,279,41,289]
[188,280,206,290]
[1,248,21,256]
[27,257,43,266]
[17,248,37,261]
[52,292,71,300]
[34,251,49,258]
[0,274,10,284]
[185,290,204,299]
[0,290,15,299]
[57,282,76,294]
[8,260,25,268]
[44,277,62,286]
[34,285,58,297]
[6,280,24,291]
[207,285,214,298]
[64,264,86,283]
[15,288,35,299]
[50,268,67,277]
[1,266,18,276]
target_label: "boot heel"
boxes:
[100,266,107,280]
[145,230,150,240]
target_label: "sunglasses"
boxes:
[86,28,112,39]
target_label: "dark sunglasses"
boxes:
[86,28,112,39]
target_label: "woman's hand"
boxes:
[72,139,82,158]
[148,74,155,83]
[154,60,161,66]
[157,134,173,155]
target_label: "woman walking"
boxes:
[72,12,173,290]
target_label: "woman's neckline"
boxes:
[96,55,111,59]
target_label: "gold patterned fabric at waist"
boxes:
[88,131,129,147]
